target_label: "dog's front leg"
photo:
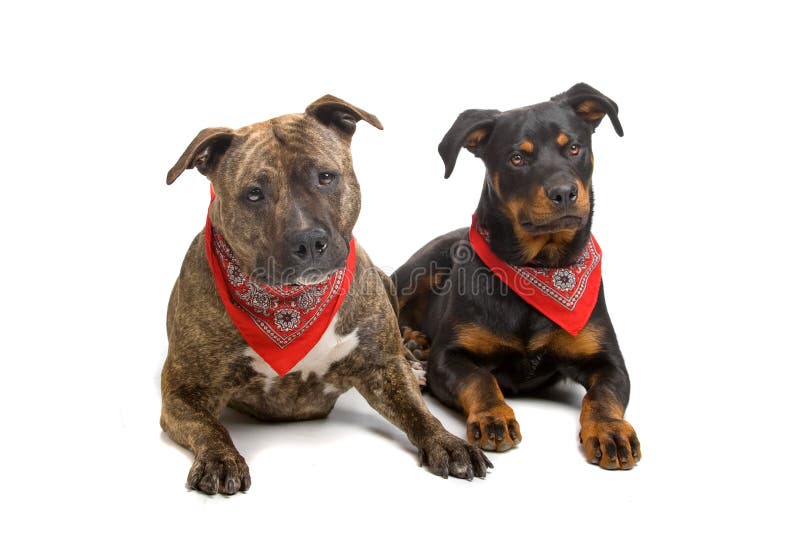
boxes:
[353,354,491,479]
[427,348,522,452]
[160,389,251,494]
[575,362,641,470]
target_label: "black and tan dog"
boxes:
[393,83,641,470]
[161,95,489,495]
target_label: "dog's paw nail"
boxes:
[412,349,423,359]
[459,466,474,481]
[405,340,418,350]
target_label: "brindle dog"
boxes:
[161,95,490,495]
[393,84,641,470]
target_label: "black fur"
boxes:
[392,83,640,468]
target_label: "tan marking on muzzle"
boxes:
[503,182,589,264]
[535,229,579,265]
[503,193,552,263]
[575,180,590,214]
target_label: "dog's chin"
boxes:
[520,215,587,235]
[253,246,350,286]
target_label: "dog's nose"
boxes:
[547,183,579,206]
[289,228,329,261]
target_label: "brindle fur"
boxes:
[161,96,489,495]
[392,84,641,469]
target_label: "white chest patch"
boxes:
[242,314,360,392]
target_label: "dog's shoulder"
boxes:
[333,243,403,351]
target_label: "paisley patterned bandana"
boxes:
[204,214,356,376]
[468,214,602,336]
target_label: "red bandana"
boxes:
[468,214,602,336]
[204,198,356,376]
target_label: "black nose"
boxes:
[289,228,329,261]
[547,183,579,206]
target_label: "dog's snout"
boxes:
[289,228,329,261]
[546,183,579,206]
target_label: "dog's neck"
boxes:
[475,178,593,268]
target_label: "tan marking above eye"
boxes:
[519,140,535,153]
[556,133,569,147]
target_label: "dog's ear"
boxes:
[438,109,500,178]
[306,95,383,139]
[553,83,624,137]
[166,127,236,185]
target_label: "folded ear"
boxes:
[305,95,383,139]
[553,83,624,137]
[437,109,500,178]
[166,127,236,185]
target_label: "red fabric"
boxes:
[204,189,355,376]
[468,214,602,336]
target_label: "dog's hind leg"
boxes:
[393,263,446,367]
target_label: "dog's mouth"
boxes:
[519,215,586,235]
[252,267,341,287]
[250,237,350,286]
[289,269,339,286]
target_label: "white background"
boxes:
[2,1,798,532]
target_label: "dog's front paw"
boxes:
[187,450,251,495]
[579,418,641,470]
[417,433,493,480]
[467,404,521,452]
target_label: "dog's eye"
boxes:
[246,187,264,202]
[318,172,337,186]
[509,153,524,167]
[569,144,581,156]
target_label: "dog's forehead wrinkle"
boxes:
[239,136,274,175]
[264,114,352,168]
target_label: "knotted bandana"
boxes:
[468,214,601,336]
[204,194,355,375]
